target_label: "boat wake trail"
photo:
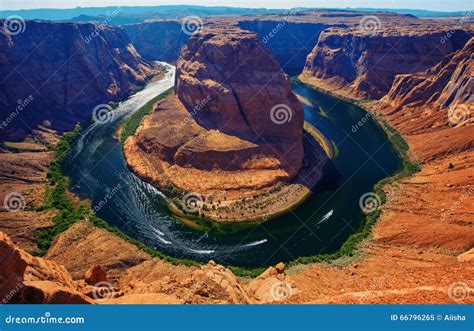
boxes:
[241,239,268,248]
[188,248,215,255]
[314,210,333,228]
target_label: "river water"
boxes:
[63,63,402,268]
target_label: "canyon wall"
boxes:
[379,37,473,159]
[237,20,329,75]
[301,27,472,100]
[125,25,306,200]
[383,37,473,118]
[123,19,328,74]
[0,20,154,140]
[123,21,189,62]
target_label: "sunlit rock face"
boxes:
[302,27,471,99]
[125,25,309,201]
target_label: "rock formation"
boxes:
[382,37,473,131]
[123,25,328,222]
[301,27,471,99]
[123,21,190,62]
[174,25,304,172]
[237,20,328,74]
[0,231,93,303]
[84,265,108,285]
[0,20,155,140]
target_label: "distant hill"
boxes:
[351,8,472,18]
[0,5,469,23]
[0,5,281,21]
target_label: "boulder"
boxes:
[84,265,108,285]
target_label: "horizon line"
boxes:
[0,4,471,13]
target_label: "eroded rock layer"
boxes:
[301,27,472,99]
[126,26,309,200]
[382,37,474,128]
[0,20,155,140]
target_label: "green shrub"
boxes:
[119,88,173,144]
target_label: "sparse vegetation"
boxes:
[34,83,421,278]
[118,87,173,144]
[36,125,89,256]
[286,116,421,269]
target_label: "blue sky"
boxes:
[1,0,473,11]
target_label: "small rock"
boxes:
[84,265,107,285]
[208,260,217,266]
[275,262,285,274]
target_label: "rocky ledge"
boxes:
[124,25,327,222]
[300,25,472,100]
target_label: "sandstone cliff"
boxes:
[123,21,189,62]
[174,25,304,171]
[382,37,473,132]
[0,20,155,140]
[0,231,94,303]
[124,26,325,221]
[301,27,471,99]
[237,20,329,74]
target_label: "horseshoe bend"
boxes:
[0,4,473,309]
[123,26,328,222]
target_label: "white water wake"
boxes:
[314,210,333,228]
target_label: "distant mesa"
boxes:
[124,25,327,222]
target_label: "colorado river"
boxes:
[63,63,402,268]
